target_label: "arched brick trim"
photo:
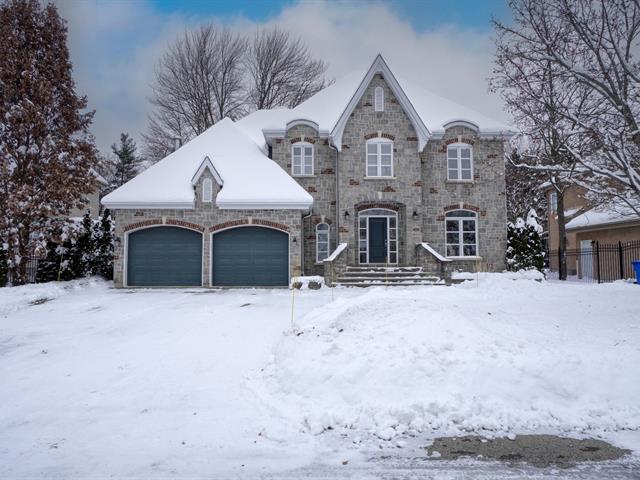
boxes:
[166,219,205,232]
[124,219,205,233]
[312,217,333,225]
[443,137,476,146]
[289,137,316,144]
[364,132,395,141]
[356,201,402,212]
[209,219,248,232]
[252,219,290,232]
[209,219,290,233]
[124,219,162,232]
[443,203,481,213]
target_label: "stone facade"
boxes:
[111,170,303,288]
[277,74,507,275]
[111,73,507,286]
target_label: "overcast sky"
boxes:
[55,0,512,155]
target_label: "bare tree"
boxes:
[246,27,329,110]
[495,0,640,216]
[143,25,246,162]
[492,2,591,279]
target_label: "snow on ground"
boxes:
[1,274,639,478]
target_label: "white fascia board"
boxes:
[100,201,195,210]
[216,200,313,210]
[330,54,430,152]
[263,128,330,146]
[430,129,517,140]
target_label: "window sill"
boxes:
[446,256,483,261]
[292,174,316,178]
[445,180,475,184]
[363,176,396,180]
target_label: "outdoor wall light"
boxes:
[292,236,297,245]
[344,210,350,218]
[412,210,419,219]
[114,236,122,247]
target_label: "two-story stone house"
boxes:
[102,55,514,287]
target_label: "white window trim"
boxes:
[358,208,398,264]
[365,138,394,178]
[315,222,330,263]
[446,143,474,182]
[374,86,384,112]
[202,178,213,203]
[444,210,479,258]
[550,192,558,213]
[292,142,314,176]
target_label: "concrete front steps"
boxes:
[334,266,444,287]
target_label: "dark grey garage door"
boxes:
[212,227,288,286]
[127,227,202,287]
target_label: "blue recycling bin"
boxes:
[633,261,640,284]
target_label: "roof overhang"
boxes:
[330,54,431,152]
[216,200,313,210]
[100,201,195,210]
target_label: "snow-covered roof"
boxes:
[236,54,515,151]
[101,118,313,210]
[566,206,640,230]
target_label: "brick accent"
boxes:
[253,219,290,232]
[430,187,439,194]
[321,168,335,175]
[339,227,349,233]
[124,219,162,232]
[462,203,481,212]
[487,153,498,159]
[406,136,418,142]
[290,137,316,144]
[355,202,401,212]
[341,144,350,150]
[209,219,248,232]
[364,132,395,141]
[307,186,318,193]
[313,217,333,225]
[382,186,396,193]
[442,203,481,214]
[166,219,205,232]
[349,179,360,186]
[412,180,423,187]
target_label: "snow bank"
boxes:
[452,270,545,282]
[256,274,640,444]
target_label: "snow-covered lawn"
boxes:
[1,274,639,478]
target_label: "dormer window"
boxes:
[447,143,473,181]
[292,143,314,176]
[366,138,393,177]
[374,86,384,112]
[202,178,213,203]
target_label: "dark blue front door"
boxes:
[368,218,387,263]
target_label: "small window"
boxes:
[366,139,393,177]
[550,192,558,213]
[292,143,314,176]
[316,223,330,262]
[374,86,384,112]
[445,210,477,257]
[202,178,213,203]
[447,144,473,181]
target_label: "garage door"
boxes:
[212,227,288,286]
[127,227,202,287]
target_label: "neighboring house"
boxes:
[68,169,108,219]
[102,55,514,288]
[546,184,640,277]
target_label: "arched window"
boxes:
[292,143,314,176]
[374,86,384,112]
[447,143,473,181]
[445,210,477,257]
[316,223,330,262]
[202,178,213,203]
[366,138,393,177]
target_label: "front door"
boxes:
[580,239,593,279]
[368,217,387,263]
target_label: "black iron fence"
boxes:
[548,240,640,283]
[6,256,39,285]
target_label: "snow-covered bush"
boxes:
[506,209,545,272]
[37,210,114,283]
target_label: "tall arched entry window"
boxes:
[358,209,397,264]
